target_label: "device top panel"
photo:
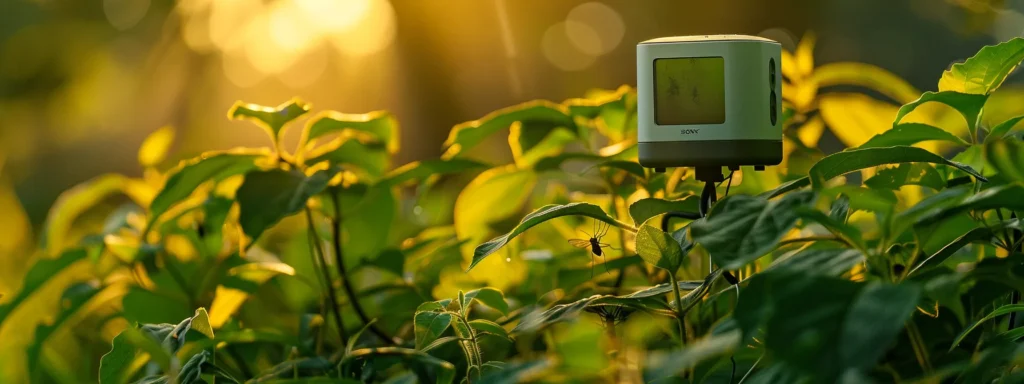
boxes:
[639,35,779,45]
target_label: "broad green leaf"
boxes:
[413,311,452,349]
[138,126,175,168]
[829,194,850,223]
[463,287,509,315]
[892,91,987,133]
[767,248,864,277]
[469,319,510,340]
[759,177,810,199]
[581,160,646,179]
[628,196,699,227]
[149,151,265,225]
[210,262,296,327]
[0,248,87,322]
[100,326,174,384]
[808,146,985,188]
[859,123,968,149]
[690,192,815,269]
[986,138,1024,182]
[509,123,577,168]
[420,336,460,353]
[190,308,214,339]
[228,98,311,143]
[468,202,634,271]
[200,196,234,256]
[236,168,336,242]
[818,93,898,148]
[456,167,537,275]
[303,110,400,153]
[514,295,672,333]
[621,280,703,299]
[380,159,488,187]
[864,163,945,190]
[796,209,864,249]
[26,282,103,373]
[635,221,685,272]
[672,269,725,314]
[340,185,396,260]
[339,347,456,384]
[951,304,1024,350]
[823,186,897,214]
[939,37,1024,95]
[908,227,993,275]
[986,115,1024,142]
[442,101,573,159]
[532,153,604,173]
[839,283,920,370]
[303,138,389,179]
[477,359,553,384]
[891,186,973,238]
[44,174,146,252]
[811,62,922,104]
[916,184,1024,225]
[122,286,190,325]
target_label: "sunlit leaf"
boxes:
[228,98,311,145]
[26,282,105,373]
[303,137,389,179]
[44,174,149,252]
[864,163,945,191]
[893,91,988,134]
[209,262,296,327]
[986,115,1024,142]
[413,311,452,350]
[690,192,815,269]
[509,123,577,168]
[819,93,898,148]
[628,196,699,227]
[138,126,176,168]
[808,146,985,188]
[236,168,336,242]
[442,101,573,159]
[0,248,87,322]
[811,62,922,104]
[468,202,633,271]
[463,287,509,315]
[303,110,399,153]
[939,37,1024,95]
[635,220,686,273]
[380,159,489,187]
[859,123,968,149]
[148,151,266,227]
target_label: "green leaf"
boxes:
[635,221,686,272]
[149,151,265,225]
[236,168,336,242]
[303,138,389,179]
[690,192,815,269]
[210,262,296,328]
[44,174,139,251]
[380,159,489,187]
[477,359,553,384]
[469,319,510,340]
[986,138,1024,183]
[581,160,646,179]
[303,110,400,153]
[464,287,509,315]
[951,304,1024,350]
[468,202,634,271]
[628,196,699,227]
[796,209,864,249]
[892,91,988,134]
[413,311,452,349]
[340,185,396,259]
[457,167,537,270]
[122,286,190,325]
[808,146,985,188]
[27,282,102,373]
[442,101,573,159]
[839,283,920,370]
[339,347,456,384]
[646,330,742,380]
[864,163,946,191]
[916,184,1024,225]
[986,115,1024,142]
[672,269,725,314]
[767,248,865,277]
[190,307,214,339]
[532,153,604,173]
[939,37,1024,95]
[908,227,993,275]
[829,194,850,223]
[759,177,810,199]
[0,248,87,322]
[248,357,334,382]
[621,280,703,299]
[509,123,577,168]
[345,319,377,356]
[859,123,968,149]
[420,336,460,354]
[228,98,311,143]
[100,326,175,384]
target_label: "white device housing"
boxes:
[636,35,782,168]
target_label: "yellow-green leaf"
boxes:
[138,126,175,168]
[227,98,311,144]
[209,262,296,328]
[303,110,399,154]
[939,37,1024,95]
[443,101,573,159]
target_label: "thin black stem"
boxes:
[305,208,348,346]
[329,191,397,346]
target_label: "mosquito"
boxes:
[568,219,619,277]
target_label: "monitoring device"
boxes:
[636,35,783,171]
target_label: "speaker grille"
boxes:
[769,58,778,125]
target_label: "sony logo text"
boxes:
[680,129,700,135]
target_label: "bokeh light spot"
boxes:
[329,0,397,56]
[294,0,372,34]
[104,0,150,31]
[565,2,625,55]
[542,22,597,71]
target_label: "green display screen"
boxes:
[654,57,726,125]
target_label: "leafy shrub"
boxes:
[4,34,1024,383]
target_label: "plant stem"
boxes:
[161,255,195,308]
[669,272,687,346]
[329,191,397,346]
[304,208,348,346]
[906,320,933,375]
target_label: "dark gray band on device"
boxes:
[638,140,783,168]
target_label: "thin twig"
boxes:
[305,208,348,346]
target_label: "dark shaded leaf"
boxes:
[148,151,265,225]
[951,304,1024,350]
[690,192,815,269]
[839,283,920,370]
[986,115,1024,142]
[909,227,994,275]
[628,196,699,227]
[767,248,865,277]
[808,146,985,188]
[236,168,336,241]
[986,138,1024,183]
[645,330,741,380]
[413,311,452,349]
[864,163,945,190]
[380,159,488,187]
[339,347,456,384]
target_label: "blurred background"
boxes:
[0,0,1018,230]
